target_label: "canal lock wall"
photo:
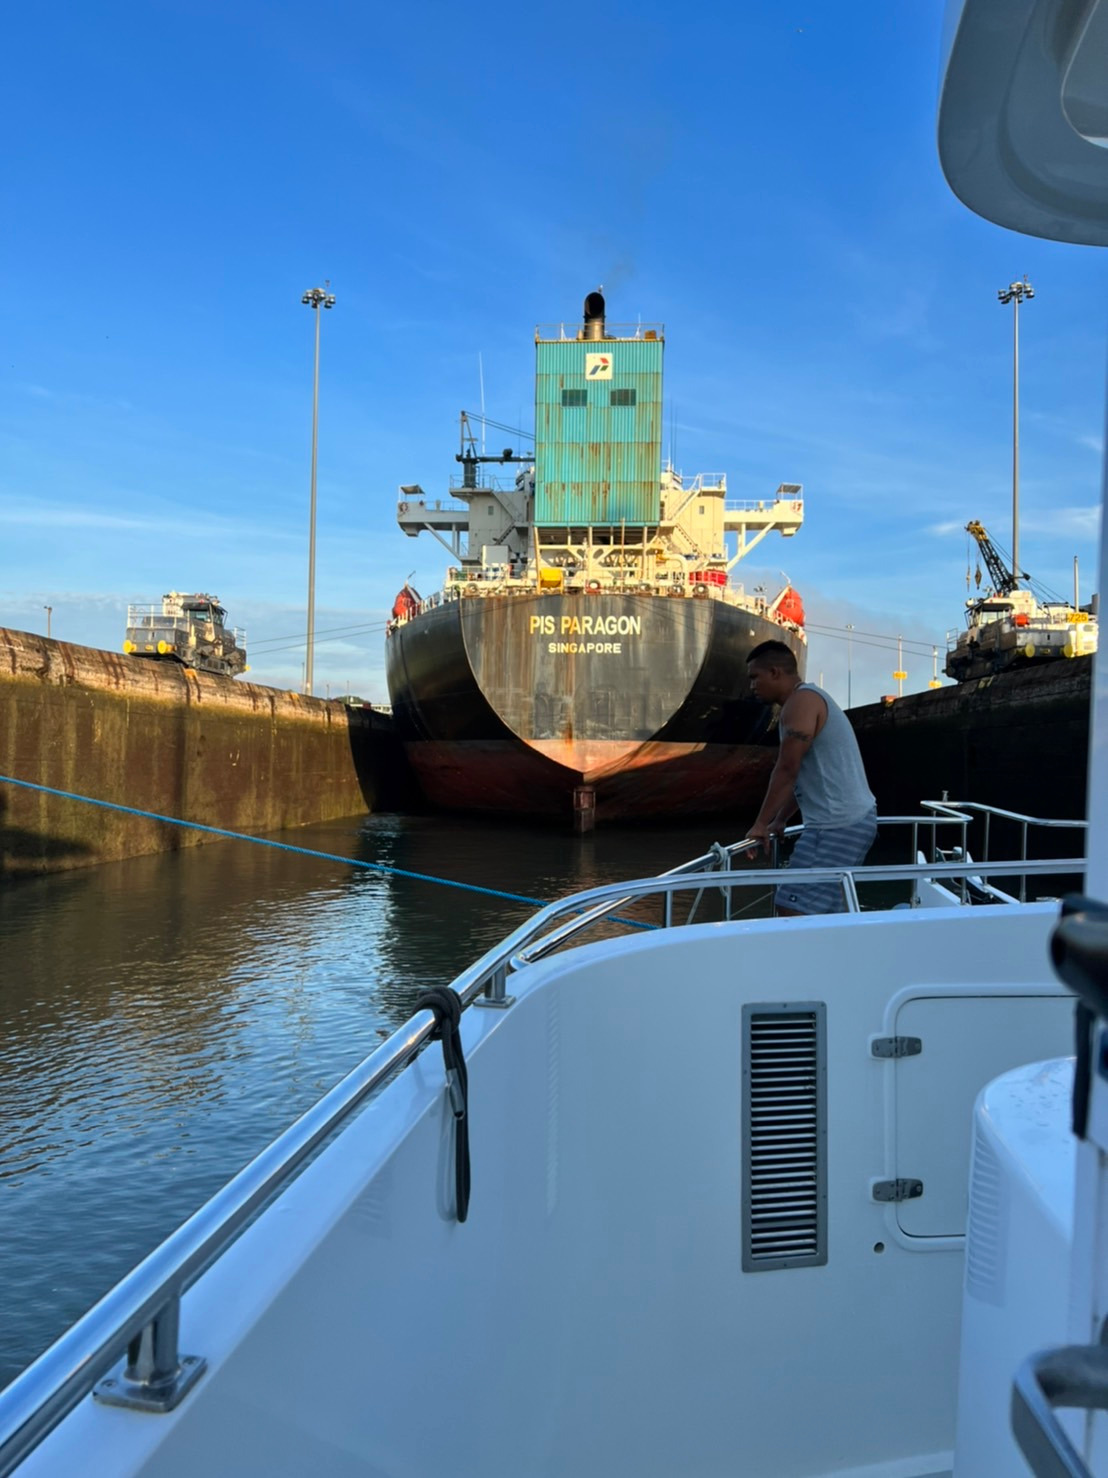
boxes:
[847,656,1091,823]
[0,627,410,878]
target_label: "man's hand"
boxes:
[747,820,775,857]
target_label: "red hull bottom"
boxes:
[403,739,775,823]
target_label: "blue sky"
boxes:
[2,1,1104,706]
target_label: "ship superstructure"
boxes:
[386,292,808,823]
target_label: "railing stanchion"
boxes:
[95,1296,206,1414]
[476,964,515,1010]
[1021,821,1029,902]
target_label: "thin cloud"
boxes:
[1020,506,1101,539]
[0,497,297,541]
[12,382,133,412]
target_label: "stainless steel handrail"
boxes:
[924,799,1087,834]
[0,851,1087,1473]
[513,837,769,969]
[0,1012,437,1476]
[922,800,1087,901]
[508,817,984,971]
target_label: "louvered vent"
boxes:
[965,1123,1007,1306]
[742,1004,827,1272]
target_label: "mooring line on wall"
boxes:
[0,773,657,926]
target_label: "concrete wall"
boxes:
[848,656,1091,824]
[0,627,409,877]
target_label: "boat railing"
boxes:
[0,840,1086,1471]
[921,798,1086,900]
[510,801,1085,964]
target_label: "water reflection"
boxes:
[0,809,741,1387]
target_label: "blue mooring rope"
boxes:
[0,773,656,927]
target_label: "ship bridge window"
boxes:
[561,388,586,407]
[610,388,636,406]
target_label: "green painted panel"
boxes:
[534,337,663,525]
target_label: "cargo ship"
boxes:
[385,292,807,822]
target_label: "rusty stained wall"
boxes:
[0,627,407,877]
[847,656,1091,822]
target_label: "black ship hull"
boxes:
[385,592,804,821]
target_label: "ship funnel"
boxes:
[582,290,606,341]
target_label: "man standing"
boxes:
[745,640,877,916]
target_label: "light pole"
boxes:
[997,276,1034,585]
[894,634,907,698]
[43,605,52,639]
[301,283,336,696]
[845,624,854,708]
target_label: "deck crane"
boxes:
[965,519,1025,598]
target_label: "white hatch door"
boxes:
[893,993,1072,1237]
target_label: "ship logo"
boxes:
[585,353,613,380]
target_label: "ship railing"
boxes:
[447,474,523,493]
[534,321,664,340]
[724,495,804,512]
[679,473,727,492]
[398,497,471,516]
[0,836,1087,1470]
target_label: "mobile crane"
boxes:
[945,520,1096,680]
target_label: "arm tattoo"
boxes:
[784,726,813,742]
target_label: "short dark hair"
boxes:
[747,639,798,674]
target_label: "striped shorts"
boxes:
[774,810,879,915]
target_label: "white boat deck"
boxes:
[2,859,1081,1476]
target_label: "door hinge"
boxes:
[871,1035,922,1059]
[872,1178,924,1203]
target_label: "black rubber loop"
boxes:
[415,987,470,1223]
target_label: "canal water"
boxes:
[0,810,759,1390]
